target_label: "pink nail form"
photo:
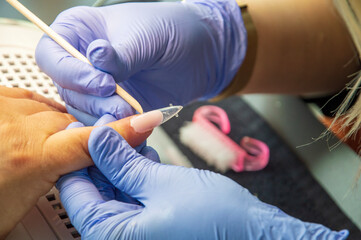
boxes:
[192,105,269,172]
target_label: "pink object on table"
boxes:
[192,105,269,172]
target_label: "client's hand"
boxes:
[0,86,151,238]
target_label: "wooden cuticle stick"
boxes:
[6,0,144,114]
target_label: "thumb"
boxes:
[36,36,116,97]
[89,126,157,198]
[87,37,161,83]
[87,39,130,82]
[43,115,152,176]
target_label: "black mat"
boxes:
[161,96,361,239]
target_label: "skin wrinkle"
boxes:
[9,117,32,169]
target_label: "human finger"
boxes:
[57,85,135,119]
[88,126,158,199]
[43,115,152,176]
[56,122,103,211]
[87,39,129,82]
[90,113,142,204]
[93,113,117,126]
[0,86,66,112]
[35,23,115,97]
[92,114,159,164]
[58,170,142,235]
[140,146,160,163]
[66,104,98,126]
[87,166,115,201]
[0,97,58,117]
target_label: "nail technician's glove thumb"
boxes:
[57,126,348,240]
[35,0,246,118]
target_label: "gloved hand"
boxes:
[35,0,247,119]
[57,126,348,239]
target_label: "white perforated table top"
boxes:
[0,18,62,103]
[0,48,62,103]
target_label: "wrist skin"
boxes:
[218,0,360,99]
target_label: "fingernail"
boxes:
[130,110,164,133]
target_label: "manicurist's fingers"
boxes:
[57,168,142,233]
[36,33,116,97]
[88,126,157,199]
[56,119,143,232]
[59,87,134,120]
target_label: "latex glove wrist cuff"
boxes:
[212,4,257,101]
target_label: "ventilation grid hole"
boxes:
[15,54,21,58]
[71,231,81,238]
[27,54,33,59]
[14,68,20,73]
[20,61,26,65]
[0,62,2,66]
[3,54,9,59]
[25,83,31,88]
[9,61,15,66]
[6,76,13,81]
[46,194,56,201]
[19,75,26,80]
[1,69,8,74]
[37,82,43,87]
[26,68,32,73]
[64,221,74,229]
[52,203,63,210]
[32,75,38,80]
[42,89,49,94]
[12,83,19,88]
[58,212,68,220]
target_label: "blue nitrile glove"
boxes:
[66,104,98,126]
[35,0,247,118]
[57,126,348,239]
[63,113,152,206]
